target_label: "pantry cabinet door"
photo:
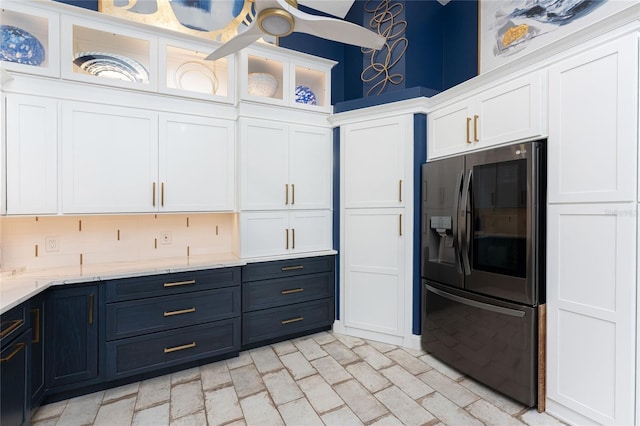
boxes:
[5,94,58,214]
[159,114,235,212]
[62,102,158,214]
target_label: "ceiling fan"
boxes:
[205,0,386,61]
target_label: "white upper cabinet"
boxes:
[158,113,235,212]
[61,15,158,92]
[159,37,234,103]
[4,94,58,215]
[547,33,638,204]
[240,118,332,211]
[342,115,410,208]
[61,101,158,214]
[0,2,60,78]
[240,46,334,112]
[428,72,545,159]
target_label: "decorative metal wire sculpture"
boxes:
[361,0,408,97]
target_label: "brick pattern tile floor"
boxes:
[31,331,565,426]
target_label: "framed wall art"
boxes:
[479,0,637,73]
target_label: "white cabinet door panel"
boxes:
[344,208,404,336]
[548,34,638,203]
[290,126,332,210]
[159,114,235,212]
[240,211,289,258]
[290,210,332,253]
[240,119,288,210]
[427,101,474,159]
[547,203,636,425]
[5,94,58,214]
[62,102,158,214]
[342,117,409,208]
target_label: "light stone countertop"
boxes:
[0,250,337,314]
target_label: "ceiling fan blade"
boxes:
[287,7,386,50]
[205,22,263,61]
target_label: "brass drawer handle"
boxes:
[161,182,165,207]
[285,229,289,250]
[0,343,25,363]
[291,184,295,205]
[281,265,303,271]
[281,288,304,295]
[164,307,196,317]
[473,114,479,142]
[466,117,471,143]
[285,184,289,205]
[292,228,295,250]
[152,182,156,207]
[281,317,304,325]
[31,308,41,343]
[164,280,196,288]
[164,342,196,354]
[0,319,24,338]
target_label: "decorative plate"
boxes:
[295,85,317,105]
[174,61,218,94]
[247,72,278,97]
[73,51,149,83]
[0,25,45,66]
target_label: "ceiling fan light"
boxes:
[258,9,294,37]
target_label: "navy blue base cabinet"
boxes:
[1,303,31,426]
[30,295,46,414]
[241,256,336,348]
[46,284,100,391]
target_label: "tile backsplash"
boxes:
[0,213,238,272]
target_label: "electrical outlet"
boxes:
[45,236,59,252]
[161,232,172,245]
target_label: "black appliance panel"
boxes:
[422,280,537,407]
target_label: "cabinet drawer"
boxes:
[242,298,334,346]
[105,267,240,302]
[106,287,240,340]
[242,256,334,282]
[0,303,28,348]
[243,272,334,312]
[106,318,240,380]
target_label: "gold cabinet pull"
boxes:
[152,182,156,206]
[399,180,403,202]
[164,307,196,317]
[0,319,24,338]
[164,342,196,354]
[161,182,165,207]
[399,214,403,236]
[89,294,94,325]
[30,308,41,343]
[281,317,304,325]
[285,229,289,249]
[291,184,295,205]
[281,265,304,271]
[466,117,471,143]
[473,115,479,142]
[285,184,289,205]
[292,228,295,249]
[281,288,304,295]
[0,343,25,363]
[164,279,196,288]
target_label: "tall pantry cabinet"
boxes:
[545,30,638,426]
[335,110,422,347]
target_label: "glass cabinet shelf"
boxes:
[160,39,234,103]
[0,3,59,77]
[61,16,156,91]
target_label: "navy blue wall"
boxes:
[56,0,98,11]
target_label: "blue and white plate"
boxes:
[0,25,45,66]
[73,51,149,83]
[295,85,317,105]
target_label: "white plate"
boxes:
[174,61,217,94]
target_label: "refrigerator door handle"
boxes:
[453,170,464,274]
[426,284,526,318]
[460,169,472,276]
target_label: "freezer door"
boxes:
[421,156,464,288]
[422,280,537,407]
